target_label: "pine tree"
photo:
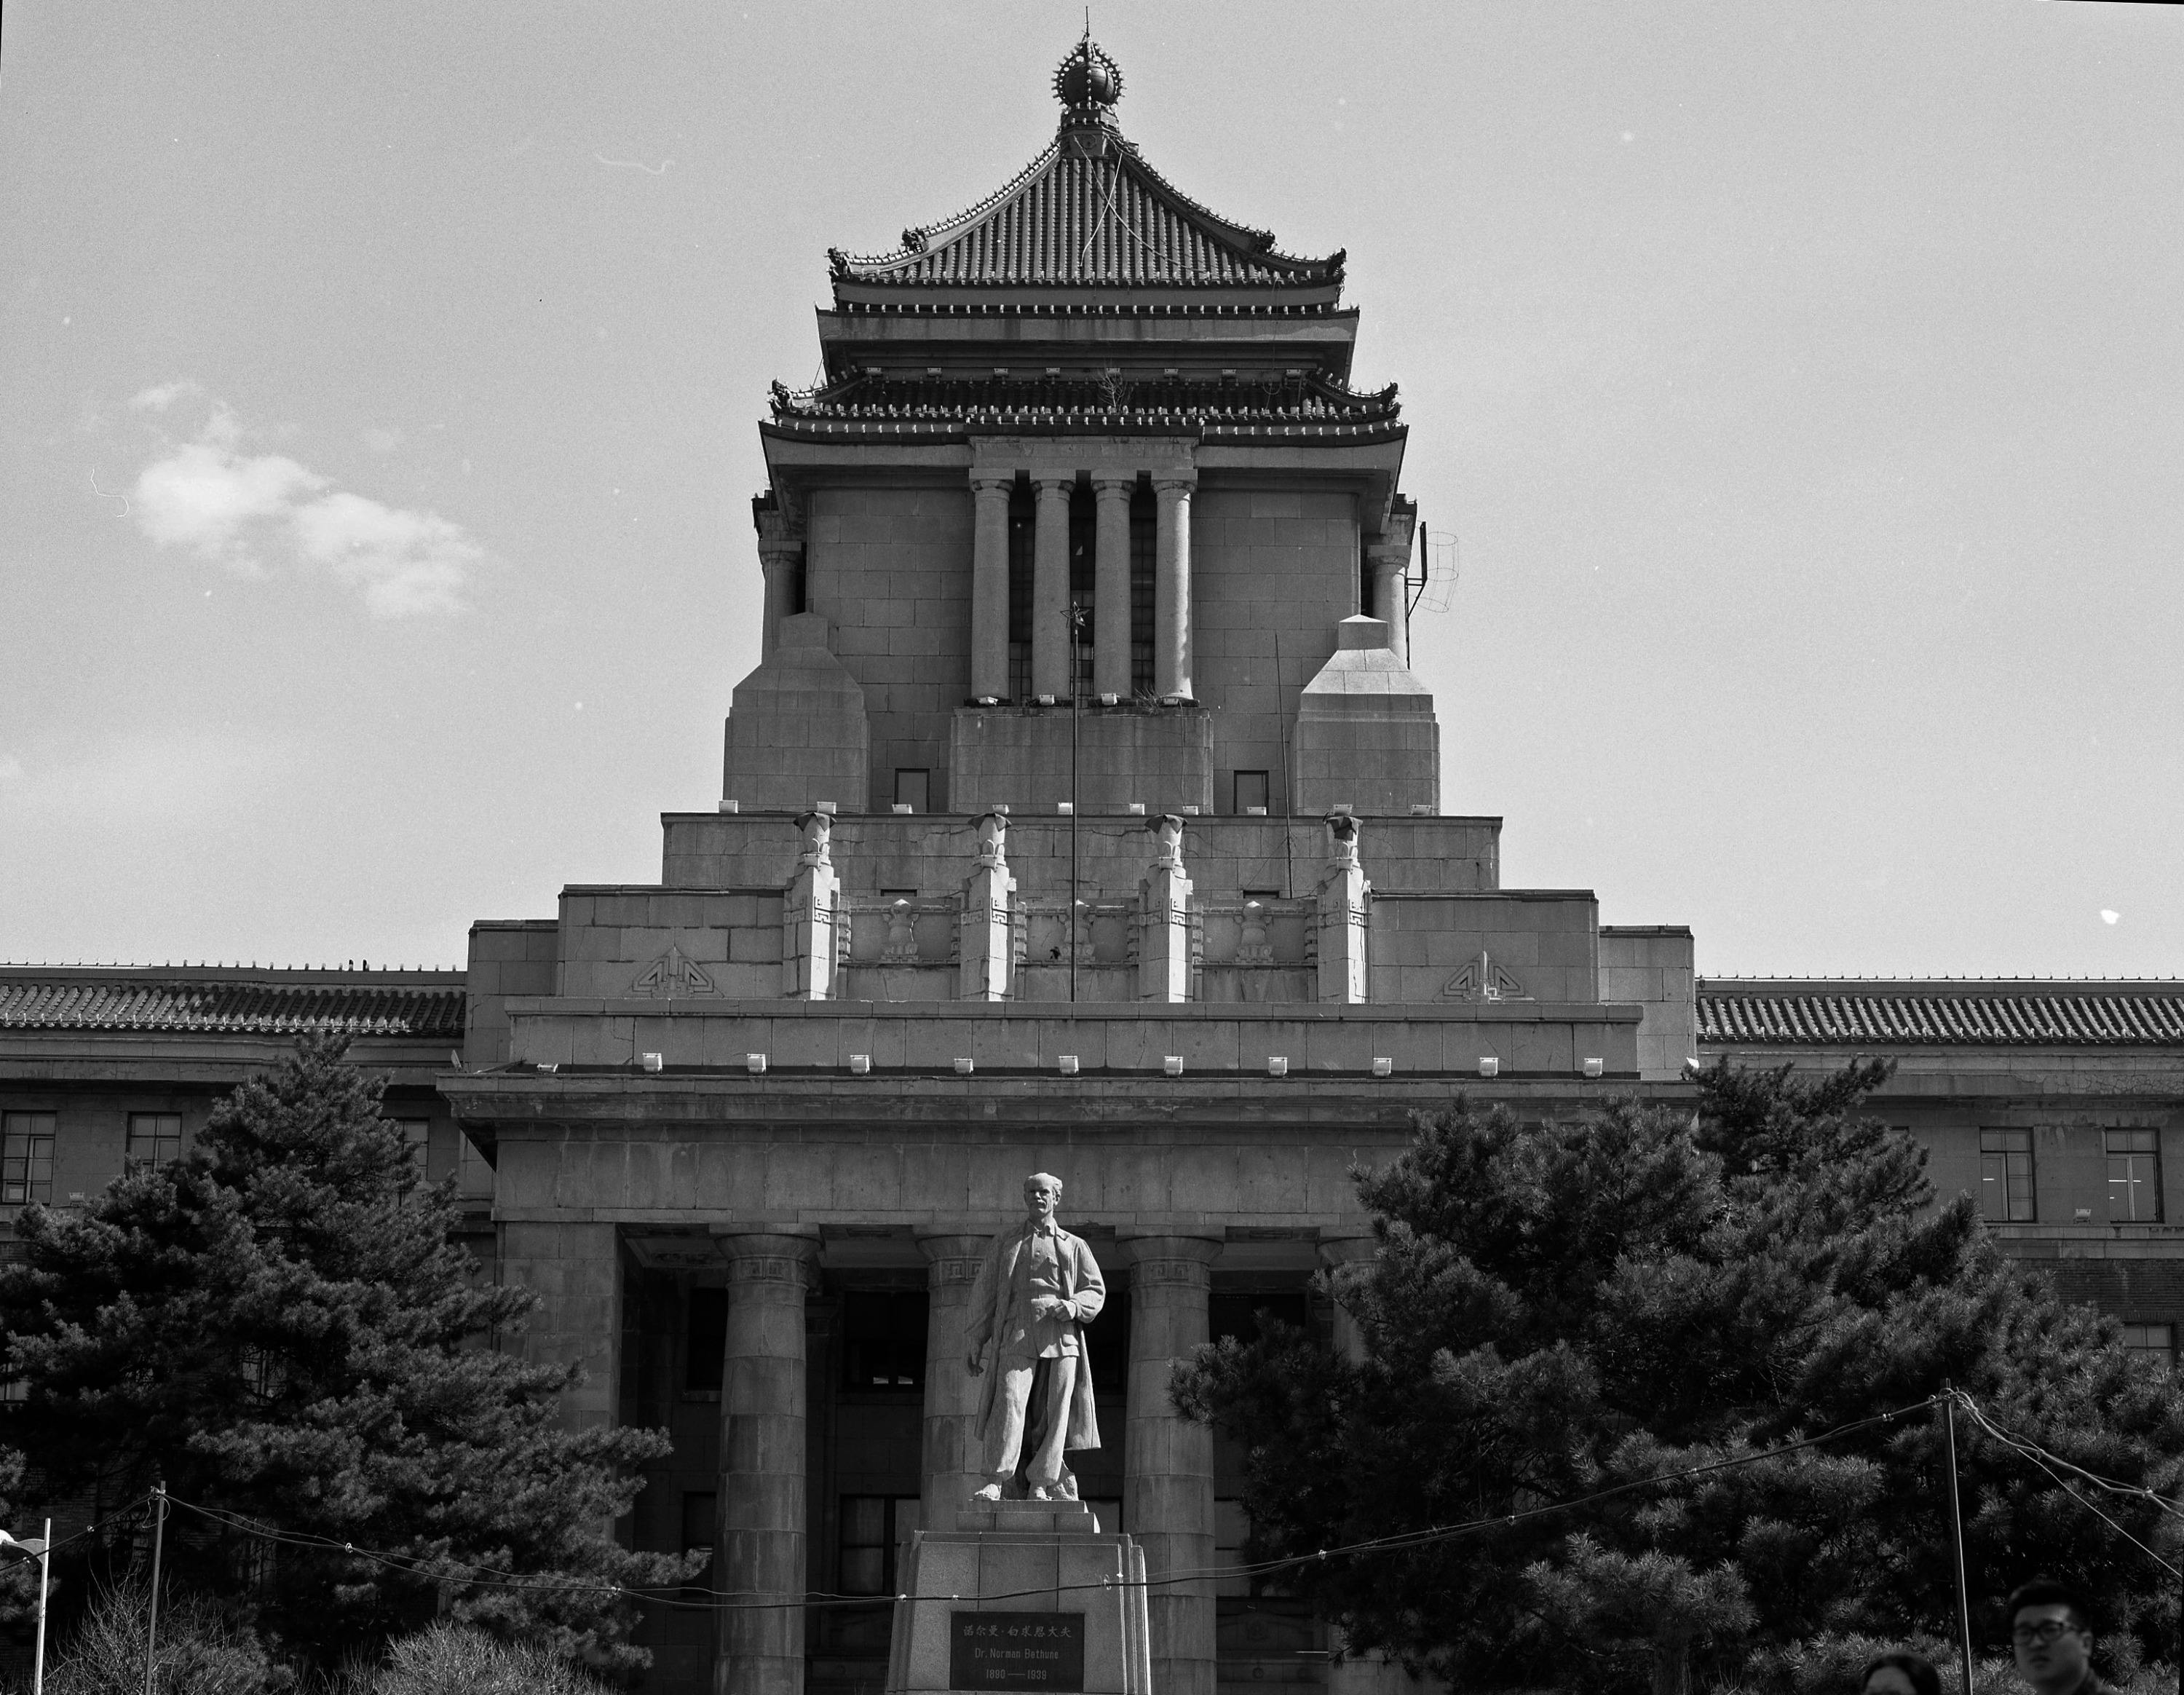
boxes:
[0,1032,694,1672]
[1173,1062,2184,1694]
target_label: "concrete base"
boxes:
[885,1501,1152,1695]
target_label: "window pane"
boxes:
[895,769,930,813]
[2,1113,56,1206]
[681,1490,717,1553]
[841,1496,888,1549]
[1234,771,1270,814]
[127,1113,182,1169]
[840,1548,887,1595]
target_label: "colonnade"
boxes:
[705,1225,1385,1695]
[967,467,1196,704]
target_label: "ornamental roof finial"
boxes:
[1053,29,1123,125]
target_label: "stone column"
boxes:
[1317,1238,1417,1695]
[756,526,802,664]
[970,473,1014,700]
[1122,1234,1223,1695]
[1366,540,1410,667]
[1092,474,1135,699]
[958,810,1016,1002]
[1032,475,1073,699]
[1137,813,1193,1004]
[1152,475,1195,700]
[782,810,840,1000]
[1315,813,1369,1005]
[917,1233,989,1535]
[714,1230,821,1695]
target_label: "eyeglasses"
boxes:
[2012,1620,2081,1647]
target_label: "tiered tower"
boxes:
[448,36,1694,1695]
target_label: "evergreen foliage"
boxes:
[0,1032,694,1672]
[1172,1061,2184,1694]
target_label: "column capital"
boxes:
[970,472,1017,496]
[1031,473,1076,497]
[1118,1234,1222,1284]
[916,1232,989,1283]
[716,1228,821,1288]
[1316,1234,1379,1269]
[1091,473,1136,497]
[1152,473,1197,496]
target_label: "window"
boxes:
[127,1113,182,1171]
[1233,771,1270,815]
[838,1495,920,1595]
[1979,1129,2034,1222]
[682,1490,716,1589]
[894,769,930,813]
[1129,486,1155,695]
[1214,1499,1252,1597]
[456,1131,494,1199]
[2,1113,55,1206]
[1008,482,1034,700]
[2107,1130,2162,1223]
[393,1118,430,1166]
[841,1290,928,1391]
[2122,1324,2175,1369]
[0,1378,25,1404]
[686,1286,728,1393]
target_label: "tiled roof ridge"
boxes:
[1696,982,2184,1048]
[831,126,1338,288]
[772,368,1397,416]
[830,299,1348,317]
[0,976,467,1038]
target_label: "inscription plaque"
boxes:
[948,1611,1087,1691]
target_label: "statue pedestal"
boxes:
[885,1500,1152,1694]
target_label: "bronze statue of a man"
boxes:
[964,1172,1106,1503]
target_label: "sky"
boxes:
[1,1,2179,981]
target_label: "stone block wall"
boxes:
[1369,893,1602,1007]
[949,703,1214,815]
[1597,925,1698,1082]
[498,1220,621,1431]
[465,920,560,1067]
[1191,488,1359,816]
[804,482,974,813]
[555,888,786,1002]
[720,612,871,813]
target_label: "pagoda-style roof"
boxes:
[0,965,467,1040]
[765,368,1401,446]
[828,36,1342,299]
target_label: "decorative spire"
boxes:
[1053,31,1123,126]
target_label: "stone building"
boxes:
[3,33,2180,1695]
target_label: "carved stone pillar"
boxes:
[916,1233,989,1535]
[1032,475,1073,699]
[958,810,1016,1002]
[1152,475,1195,700]
[1318,1238,1416,1695]
[1366,540,1410,667]
[713,1230,821,1695]
[1122,1234,1222,1695]
[970,473,1015,700]
[1137,813,1192,1004]
[1315,813,1369,1005]
[782,809,840,1000]
[756,536,802,664]
[1092,474,1135,699]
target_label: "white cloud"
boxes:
[123,387,481,616]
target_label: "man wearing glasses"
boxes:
[2008,1579,2108,1695]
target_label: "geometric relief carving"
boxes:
[1438,949,1530,1003]
[631,943,716,997]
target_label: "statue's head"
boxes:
[1024,1172,1063,1223]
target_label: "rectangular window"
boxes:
[1214,1498,1251,1597]
[392,1118,430,1167]
[1979,1129,2035,1222]
[1,1113,56,1206]
[2122,1323,2175,1368]
[2107,1129,2162,1223]
[838,1495,921,1595]
[1233,771,1270,815]
[456,1131,494,1199]
[894,769,930,813]
[127,1113,182,1171]
[686,1286,728,1393]
[841,1290,928,1391]
[682,1490,716,1589]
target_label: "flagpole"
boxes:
[31,1517,50,1695]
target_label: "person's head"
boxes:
[1024,1172,1063,1223]
[2008,1578,2094,1693]
[1859,1651,1941,1695]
